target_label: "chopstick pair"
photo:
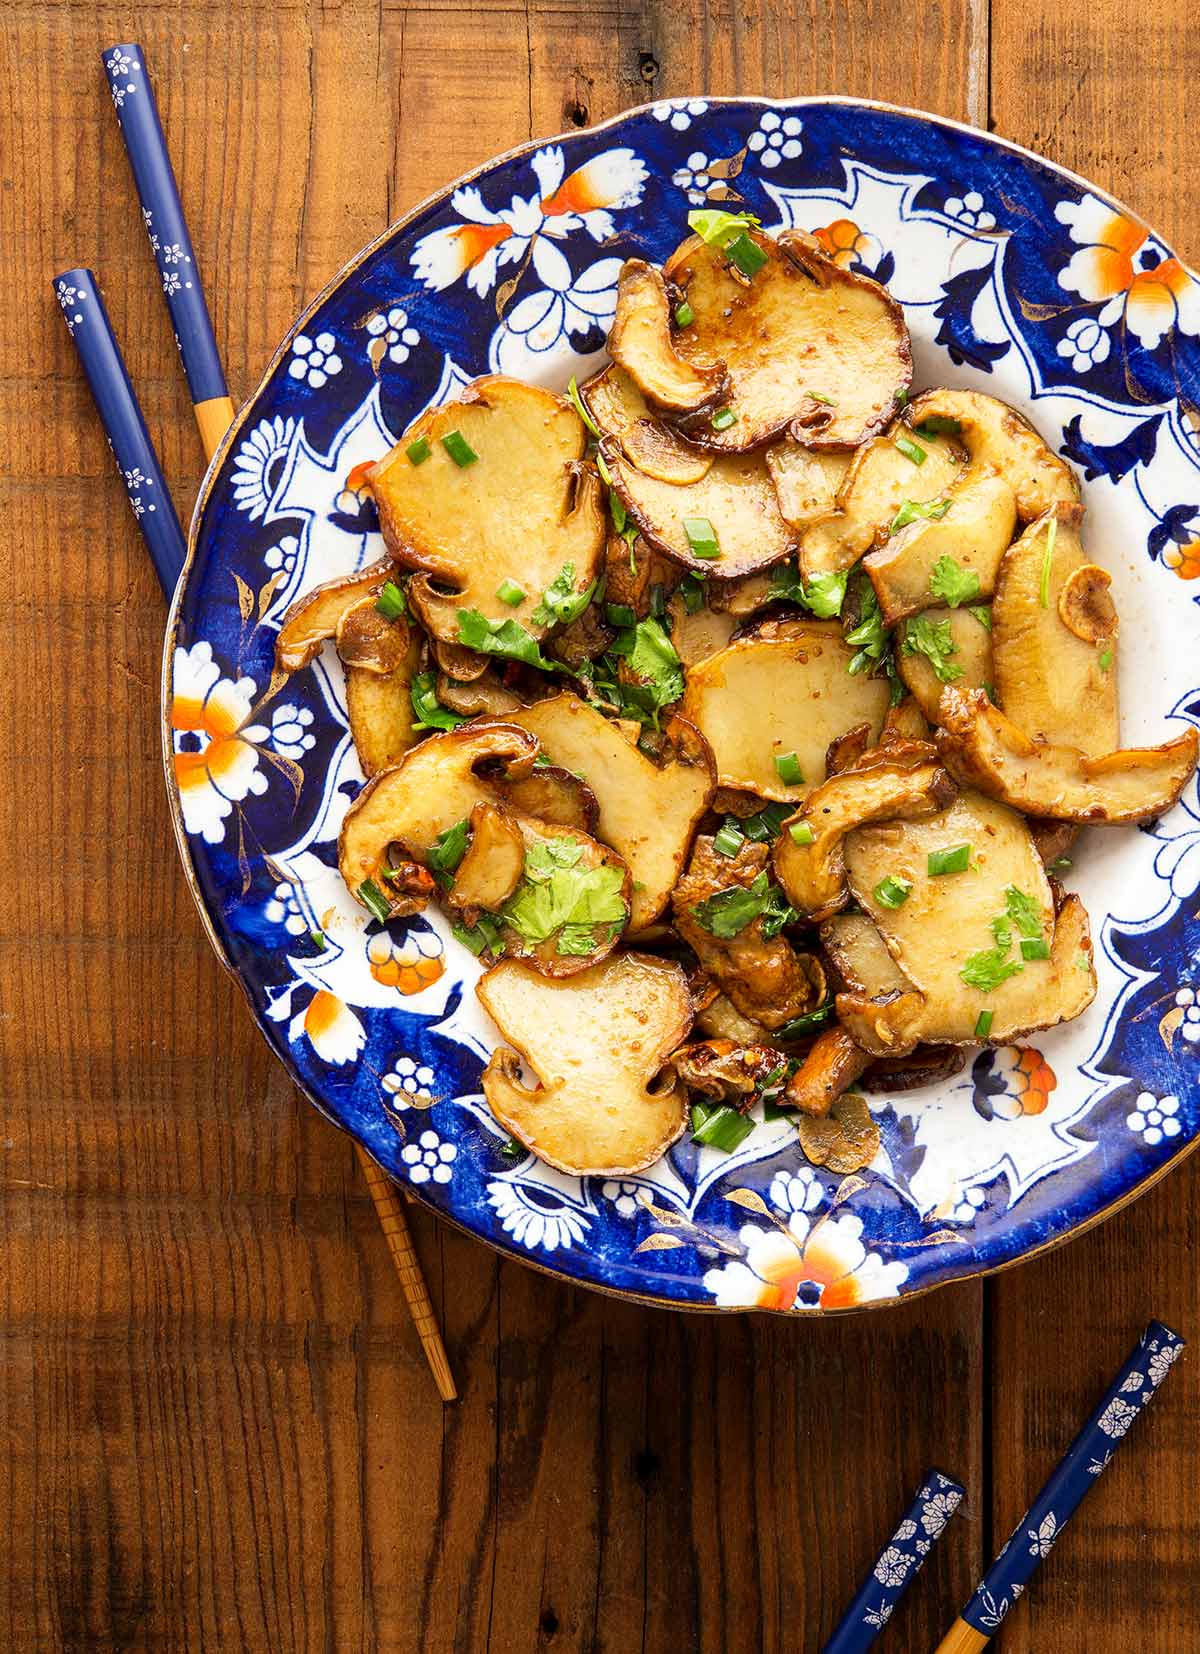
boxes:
[823,1320,1185,1651]
[57,42,456,1401]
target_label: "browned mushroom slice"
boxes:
[445,802,526,917]
[582,365,714,485]
[435,669,524,717]
[608,259,728,415]
[825,722,874,777]
[1027,818,1080,869]
[498,765,600,834]
[508,693,715,932]
[864,473,1018,624]
[429,635,490,683]
[935,687,1198,825]
[368,375,605,643]
[992,505,1118,754]
[334,595,412,674]
[665,591,738,666]
[476,953,693,1176]
[490,815,631,977]
[883,696,932,743]
[660,229,911,451]
[797,1091,881,1173]
[896,607,993,723]
[773,741,957,920]
[695,992,776,1045]
[706,568,778,617]
[275,558,393,673]
[345,635,421,778]
[766,443,854,531]
[672,835,825,1032]
[905,387,1079,521]
[670,1039,781,1101]
[861,1045,966,1092]
[682,622,891,802]
[784,1027,872,1118]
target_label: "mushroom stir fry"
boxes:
[276,210,1199,1180]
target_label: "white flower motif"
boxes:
[142,207,153,228]
[288,331,344,389]
[1148,1339,1184,1387]
[746,111,803,170]
[873,1546,910,1588]
[230,415,297,520]
[269,701,315,759]
[951,1185,988,1223]
[366,305,421,365]
[651,98,708,132]
[162,269,182,296]
[1027,1511,1058,1557]
[943,189,996,231]
[1173,987,1200,1044]
[487,1177,590,1252]
[130,496,146,519]
[893,1520,918,1542]
[490,243,624,377]
[1126,1090,1181,1147]
[110,81,137,109]
[160,242,189,266]
[769,1166,823,1219]
[264,533,300,575]
[1098,1395,1139,1438]
[264,879,309,937]
[55,280,85,334]
[672,150,714,205]
[921,1489,962,1537]
[401,1128,457,1186]
[106,49,137,75]
[56,282,79,310]
[863,1602,893,1629]
[123,467,148,490]
[1056,315,1112,372]
[601,1179,642,1218]
[382,1055,438,1109]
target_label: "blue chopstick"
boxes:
[53,267,186,596]
[823,1467,965,1651]
[101,42,233,457]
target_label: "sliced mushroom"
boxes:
[446,802,526,917]
[935,686,1198,825]
[476,953,693,1176]
[665,592,738,666]
[905,387,1079,521]
[430,635,491,683]
[695,992,776,1046]
[784,1027,872,1118]
[1027,818,1080,869]
[864,473,1018,624]
[766,443,854,531]
[773,741,957,919]
[672,835,825,1031]
[436,669,524,717]
[992,506,1118,754]
[499,765,600,834]
[707,568,779,617]
[861,1045,966,1092]
[670,1039,780,1101]
[825,722,874,777]
[508,693,715,932]
[602,527,684,617]
[660,229,911,451]
[345,637,421,778]
[797,1091,881,1173]
[368,375,605,643]
[883,696,932,743]
[334,595,411,674]
[275,558,393,673]
[682,621,891,801]
[608,259,728,415]
[896,607,993,723]
[582,365,713,485]
[492,815,631,977]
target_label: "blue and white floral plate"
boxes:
[163,97,1200,1313]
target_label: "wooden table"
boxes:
[4,3,1198,1648]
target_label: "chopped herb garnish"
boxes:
[929,554,981,608]
[532,561,598,628]
[358,878,391,923]
[457,608,556,671]
[649,583,668,622]
[806,390,835,406]
[618,617,684,718]
[452,915,503,957]
[991,916,1012,949]
[683,516,721,560]
[496,578,525,607]
[960,948,1024,991]
[874,875,913,909]
[894,388,909,409]
[727,232,769,278]
[595,447,615,488]
[310,929,326,951]
[1099,645,1113,672]
[777,1001,837,1040]
[502,840,627,947]
[608,485,626,530]
[711,406,738,431]
[1038,514,1058,609]
[674,301,695,328]
[687,207,762,248]
[759,884,799,940]
[605,602,636,628]
[426,818,470,886]
[713,822,746,858]
[975,1008,994,1040]
[774,751,804,786]
[788,820,816,846]
[690,870,773,939]
[969,605,993,630]
[1047,856,1072,873]
[1020,936,1052,961]
[566,375,600,438]
[902,615,963,683]
[890,497,951,535]
[739,802,794,842]
[690,1103,756,1152]
[894,433,928,466]
[376,580,407,621]
[440,429,478,468]
[680,572,707,614]
[410,670,467,732]
[557,923,605,957]
[500,1136,525,1159]
[844,574,898,693]
[914,414,963,437]
[768,559,848,618]
[1004,885,1044,940]
[928,843,971,876]
[406,437,431,465]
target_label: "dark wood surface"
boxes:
[2,2,1196,1648]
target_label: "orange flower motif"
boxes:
[1056,194,1200,350]
[1164,541,1200,581]
[813,217,871,269]
[703,1212,907,1311]
[171,642,268,844]
[971,1045,1058,1120]
[1013,1048,1057,1117]
[367,929,445,995]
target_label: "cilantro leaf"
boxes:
[768,559,848,618]
[532,562,598,628]
[902,615,963,683]
[524,837,584,881]
[501,843,627,948]
[969,605,992,630]
[690,870,796,940]
[557,923,605,956]
[457,608,557,671]
[760,883,800,939]
[890,497,951,536]
[687,208,762,248]
[410,670,468,731]
[929,554,982,608]
[610,617,684,724]
[959,948,1025,992]
[1004,885,1044,940]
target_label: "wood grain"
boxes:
[0,0,1193,1648]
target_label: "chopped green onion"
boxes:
[358,878,391,923]
[774,751,804,786]
[426,818,470,885]
[566,375,600,438]
[1047,856,1072,873]
[375,580,406,621]
[674,301,695,328]
[679,573,707,614]
[740,802,794,842]
[683,516,721,559]
[1038,515,1058,608]
[691,1104,756,1152]
[605,602,636,628]
[406,437,431,465]
[890,497,951,535]
[777,1001,836,1040]
[894,434,928,466]
[1099,645,1113,672]
[928,843,971,876]
[914,414,963,437]
[806,391,835,406]
[710,406,738,431]
[410,670,467,731]
[788,820,815,846]
[441,429,478,467]
[727,232,769,278]
[594,447,614,488]
[874,875,914,909]
[894,388,909,409]
[310,929,326,952]
[496,578,525,607]
[500,1136,525,1160]
[1020,936,1051,961]
[713,822,746,858]
[974,1008,994,1040]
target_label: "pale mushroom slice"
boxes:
[368,375,605,643]
[864,473,1018,624]
[507,693,715,933]
[992,505,1118,753]
[905,387,1080,521]
[798,426,967,579]
[582,365,713,485]
[773,740,957,920]
[834,792,1097,1052]
[608,259,728,416]
[445,802,526,917]
[345,636,421,778]
[275,558,394,673]
[695,992,775,1046]
[682,621,891,802]
[660,229,911,452]
[766,443,854,532]
[896,607,993,723]
[435,669,524,718]
[665,592,738,666]
[935,687,1198,825]
[476,953,693,1176]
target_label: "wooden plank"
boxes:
[988,7,1200,1647]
